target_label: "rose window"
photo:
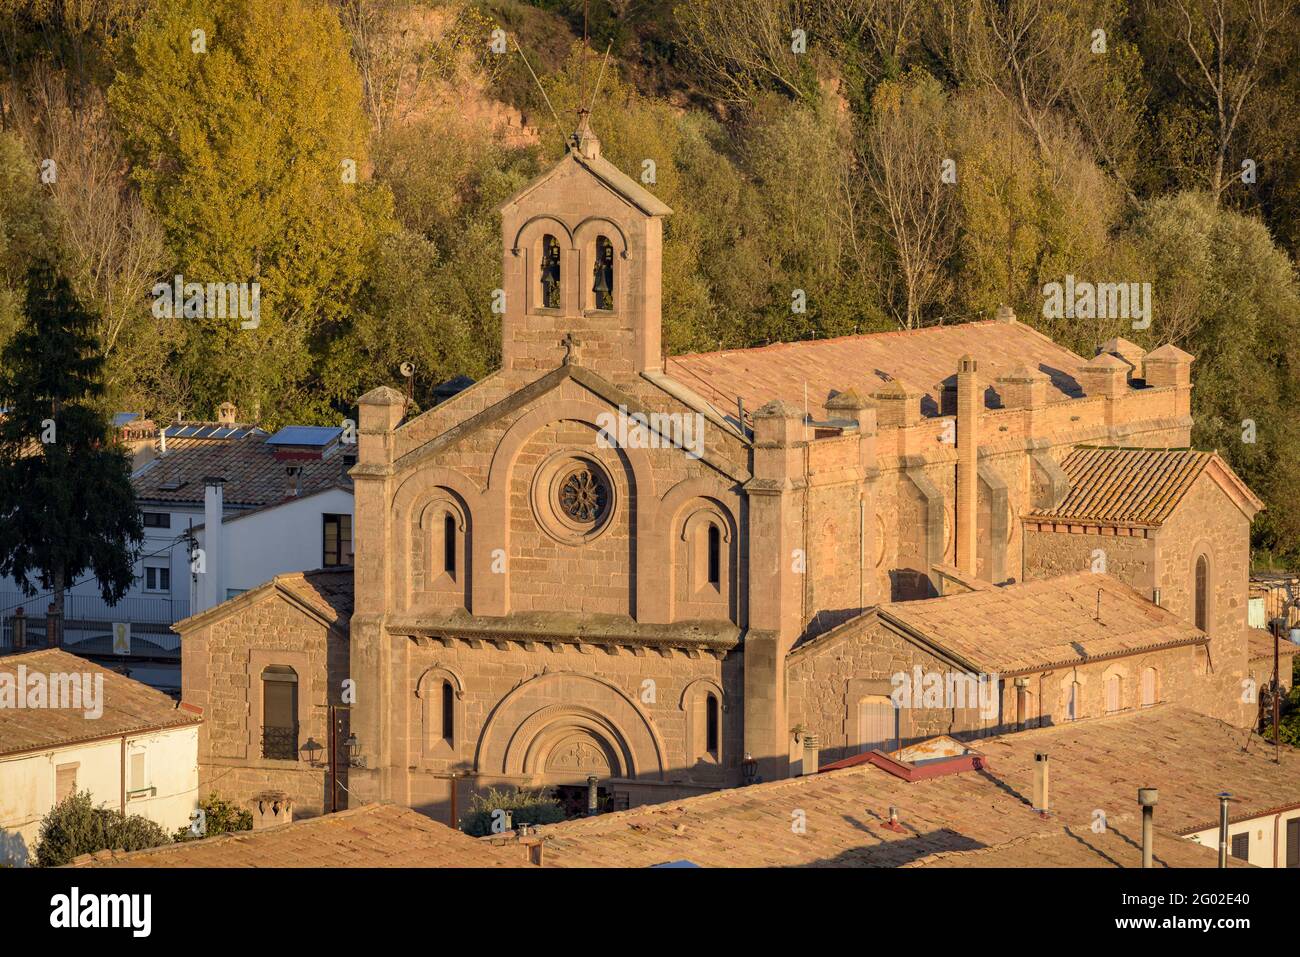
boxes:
[558,466,609,523]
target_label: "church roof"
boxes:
[878,572,1204,675]
[498,141,672,218]
[666,320,1086,420]
[535,706,1289,866]
[1027,447,1263,527]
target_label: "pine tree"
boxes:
[0,262,143,623]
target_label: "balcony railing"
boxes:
[262,726,300,761]
[0,591,189,627]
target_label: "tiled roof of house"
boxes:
[172,568,353,634]
[878,572,1204,675]
[133,433,352,508]
[1247,629,1300,664]
[536,707,1292,867]
[0,649,200,756]
[666,320,1085,420]
[68,803,530,868]
[1028,447,1211,526]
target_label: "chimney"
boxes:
[202,476,225,612]
[1138,787,1158,868]
[801,733,820,776]
[956,355,980,577]
[1032,752,1050,815]
[217,401,237,426]
[1217,791,1232,868]
[46,603,62,649]
[995,304,1016,323]
[285,464,303,498]
[870,378,922,429]
[158,426,167,456]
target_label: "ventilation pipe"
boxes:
[801,733,820,776]
[1138,788,1158,868]
[1217,792,1232,868]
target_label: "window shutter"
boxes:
[55,763,78,803]
[1230,832,1250,861]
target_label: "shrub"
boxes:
[173,793,254,842]
[460,786,565,837]
[34,789,170,867]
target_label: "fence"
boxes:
[0,592,185,655]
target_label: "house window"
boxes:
[261,665,299,760]
[707,524,721,587]
[1195,554,1210,632]
[441,680,455,746]
[323,514,352,567]
[55,763,78,804]
[1231,832,1250,861]
[705,692,720,759]
[130,751,147,790]
[1141,667,1157,707]
[143,563,170,593]
[443,513,457,576]
[142,512,170,528]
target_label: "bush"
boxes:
[34,789,170,867]
[173,793,254,842]
[460,787,565,837]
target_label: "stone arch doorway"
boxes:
[474,671,666,788]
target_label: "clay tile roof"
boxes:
[0,649,200,756]
[880,572,1204,674]
[173,567,353,634]
[67,803,530,868]
[666,320,1085,420]
[1247,628,1300,663]
[1027,446,1215,527]
[133,432,352,508]
[536,707,1289,867]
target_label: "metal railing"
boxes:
[0,591,189,626]
[262,726,300,761]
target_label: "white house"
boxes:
[0,648,202,866]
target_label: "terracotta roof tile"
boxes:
[879,572,1203,674]
[537,707,1293,867]
[0,648,200,756]
[69,803,530,868]
[134,433,352,508]
[1028,447,1212,526]
[666,320,1086,420]
[1247,628,1300,663]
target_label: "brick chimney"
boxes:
[956,355,980,578]
[870,378,922,429]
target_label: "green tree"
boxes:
[34,789,170,867]
[0,262,143,618]
[109,0,394,424]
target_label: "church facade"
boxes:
[177,120,1264,822]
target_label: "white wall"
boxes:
[193,488,353,608]
[0,724,199,867]
[1185,809,1300,868]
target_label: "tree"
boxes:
[0,261,142,620]
[109,0,394,424]
[34,789,170,867]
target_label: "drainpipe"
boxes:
[1217,792,1232,867]
[1138,788,1158,868]
[120,735,128,817]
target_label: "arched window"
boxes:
[706,523,721,587]
[1195,554,1210,632]
[1104,673,1121,713]
[441,680,455,746]
[261,665,299,760]
[705,693,720,759]
[1141,667,1157,707]
[443,512,456,576]
[540,234,561,309]
[592,235,614,310]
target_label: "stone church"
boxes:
[177,118,1265,822]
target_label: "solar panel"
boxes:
[267,425,343,447]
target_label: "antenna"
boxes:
[512,35,562,128]
[586,41,613,119]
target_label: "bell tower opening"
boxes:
[592,235,614,311]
